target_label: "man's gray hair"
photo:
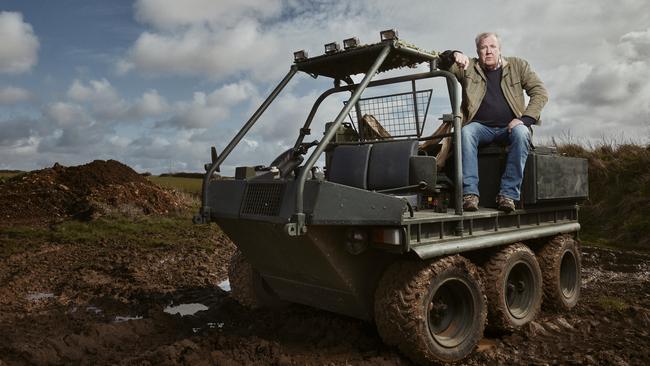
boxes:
[475,32,501,50]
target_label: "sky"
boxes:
[1,0,649,174]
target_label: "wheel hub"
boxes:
[428,278,475,348]
[560,250,578,299]
[505,262,536,319]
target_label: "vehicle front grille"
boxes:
[241,182,285,217]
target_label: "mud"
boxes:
[1,236,648,365]
[0,160,188,226]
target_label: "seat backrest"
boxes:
[328,144,373,189]
[367,140,419,190]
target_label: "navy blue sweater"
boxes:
[473,67,536,127]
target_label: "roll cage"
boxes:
[196,37,465,236]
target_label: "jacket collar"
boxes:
[473,56,510,79]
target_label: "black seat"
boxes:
[328,144,373,189]
[368,140,437,192]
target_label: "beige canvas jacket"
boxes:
[445,56,548,125]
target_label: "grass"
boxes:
[595,296,629,312]
[0,171,21,183]
[147,176,202,194]
[557,143,650,251]
[0,172,211,258]
[0,208,222,258]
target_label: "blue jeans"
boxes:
[461,121,531,201]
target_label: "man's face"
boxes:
[477,35,501,70]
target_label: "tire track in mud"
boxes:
[1,243,649,365]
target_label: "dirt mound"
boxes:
[0,160,189,225]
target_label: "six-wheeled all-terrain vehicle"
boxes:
[194,30,588,364]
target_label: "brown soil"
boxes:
[0,160,188,226]
[1,237,648,365]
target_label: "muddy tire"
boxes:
[228,251,284,309]
[537,235,581,310]
[374,255,487,364]
[483,243,543,332]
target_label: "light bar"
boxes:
[380,29,399,41]
[343,37,360,50]
[293,50,308,62]
[324,42,341,54]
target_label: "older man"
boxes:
[439,32,548,212]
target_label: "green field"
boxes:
[147,176,202,194]
[0,171,21,183]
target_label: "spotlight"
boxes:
[324,42,341,54]
[380,29,399,41]
[343,37,360,50]
[293,50,308,62]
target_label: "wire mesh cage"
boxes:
[345,89,432,140]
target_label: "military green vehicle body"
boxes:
[195,32,588,363]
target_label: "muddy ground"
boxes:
[1,228,649,366]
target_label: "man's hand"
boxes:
[453,51,469,70]
[507,118,524,133]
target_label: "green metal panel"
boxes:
[217,219,397,320]
[535,155,588,200]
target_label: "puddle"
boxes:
[164,303,209,316]
[113,315,143,323]
[86,305,103,314]
[192,322,225,334]
[207,322,224,329]
[218,279,231,292]
[26,292,55,301]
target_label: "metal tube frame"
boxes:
[197,66,298,223]
[287,44,392,236]
[412,222,580,259]
[197,44,464,237]
[288,48,464,236]
[445,75,464,235]
[294,71,460,148]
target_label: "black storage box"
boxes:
[477,145,588,208]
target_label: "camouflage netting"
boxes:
[0,160,191,225]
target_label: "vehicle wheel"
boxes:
[228,251,284,309]
[483,243,543,331]
[374,255,487,364]
[537,235,581,310]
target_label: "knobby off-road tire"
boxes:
[228,251,284,309]
[482,243,543,332]
[374,255,487,365]
[537,235,581,310]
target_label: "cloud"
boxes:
[619,28,650,61]
[130,89,170,118]
[0,117,40,145]
[118,1,380,81]
[5,0,650,174]
[120,0,289,80]
[122,21,282,80]
[0,85,31,104]
[134,0,282,29]
[537,24,650,143]
[44,102,92,128]
[160,80,257,129]
[0,12,39,74]
[67,78,119,104]
[65,78,170,121]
